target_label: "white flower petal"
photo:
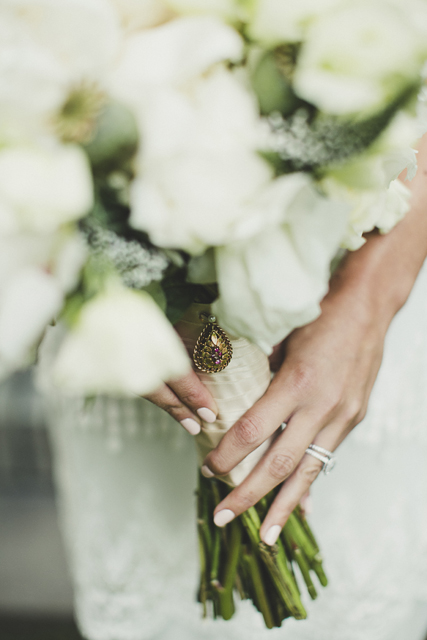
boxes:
[213,185,349,352]
[0,267,63,374]
[0,145,93,232]
[53,285,190,396]
[112,15,243,104]
[166,0,245,21]
[293,3,423,115]
[7,0,120,80]
[110,0,174,32]
[248,0,343,45]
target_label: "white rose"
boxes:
[130,152,273,255]
[129,67,275,254]
[212,180,349,353]
[0,145,93,233]
[293,3,425,115]
[248,0,344,45]
[111,15,243,105]
[52,284,190,396]
[0,267,63,378]
[388,0,427,40]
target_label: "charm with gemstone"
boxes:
[193,314,232,373]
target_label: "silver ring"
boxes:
[305,444,336,475]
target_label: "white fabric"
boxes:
[42,259,427,640]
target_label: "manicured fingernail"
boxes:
[201,464,214,478]
[180,418,201,436]
[263,525,282,546]
[214,509,235,527]
[197,407,217,423]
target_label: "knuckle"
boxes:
[162,399,184,414]
[180,389,203,408]
[234,415,263,447]
[267,452,295,480]
[235,489,258,513]
[298,462,321,484]
[342,398,363,424]
[326,390,343,413]
[290,363,315,395]
[356,406,367,423]
[207,450,230,476]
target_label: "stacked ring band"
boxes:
[305,444,336,475]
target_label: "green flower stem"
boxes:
[284,511,328,588]
[290,507,328,587]
[285,512,318,561]
[294,505,320,553]
[197,525,209,616]
[218,519,242,620]
[311,555,329,587]
[260,540,307,620]
[210,524,222,588]
[241,506,306,619]
[197,472,327,628]
[292,547,318,600]
[242,549,276,629]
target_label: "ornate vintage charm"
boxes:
[193,313,233,373]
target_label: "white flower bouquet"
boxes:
[1,0,426,628]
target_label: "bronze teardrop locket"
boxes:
[193,314,232,374]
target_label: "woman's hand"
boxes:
[202,134,427,542]
[201,268,389,541]
[144,359,218,436]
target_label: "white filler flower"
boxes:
[53,284,190,396]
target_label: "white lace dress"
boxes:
[40,260,427,640]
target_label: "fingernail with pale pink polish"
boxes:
[263,525,281,546]
[201,465,214,478]
[214,509,235,527]
[180,418,201,436]
[197,407,217,423]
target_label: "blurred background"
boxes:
[0,370,83,639]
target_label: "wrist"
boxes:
[326,234,406,333]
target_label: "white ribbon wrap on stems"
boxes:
[176,303,273,487]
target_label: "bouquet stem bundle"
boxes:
[197,471,327,628]
[176,303,327,628]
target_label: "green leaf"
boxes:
[142,282,167,312]
[251,50,300,117]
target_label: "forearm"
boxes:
[329,134,427,328]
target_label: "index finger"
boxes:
[201,376,297,477]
